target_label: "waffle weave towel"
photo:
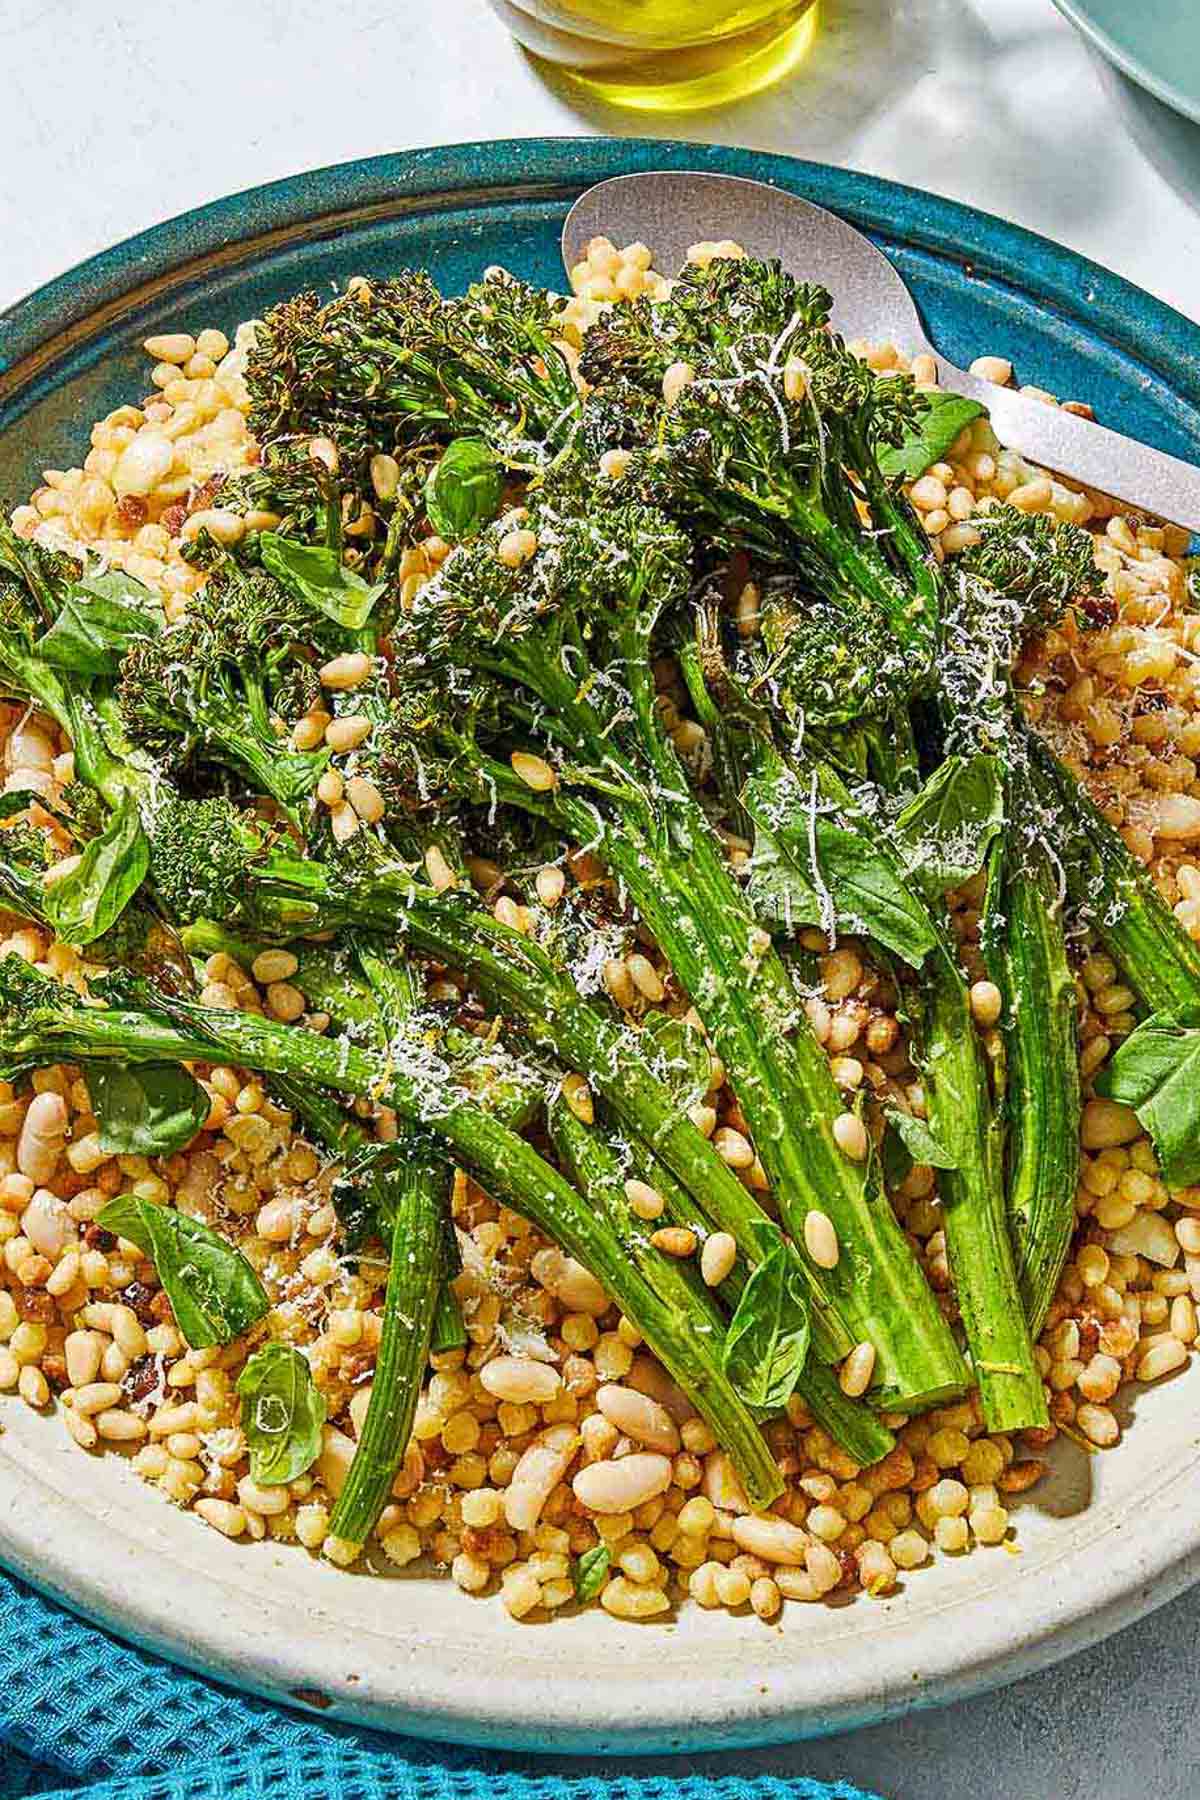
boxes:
[0,1563,883,1800]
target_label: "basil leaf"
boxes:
[259,532,385,631]
[97,1192,269,1349]
[86,1061,209,1157]
[573,1542,611,1603]
[743,759,937,968]
[1095,1010,1200,1188]
[424,438,504,541]
[42,790,149,946]
[722,1240,811,1410]
[236,1341,326,1485]
[639,1010,712,1112]
[882,1106,958,1178]
[894,754,1004,896]
[879,393,986,480]
[37,566,163,678]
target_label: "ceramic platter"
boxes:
[1,139,1199,1754]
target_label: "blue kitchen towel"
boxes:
[0,1564,884,1800]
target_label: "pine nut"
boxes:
[251,949,298,985]
[561,1073,594,1124]
[713,1127,753,1170]
[832,1112,869,1161]
[345,776,384,823]
[319,651,373,690]
[650,1226,697,1258]
[804,1209,840,1268]
[600,1575,670,1619]
[624,1179,665,1221]
[324,715,372,752]
[700,1232,737,1288]
[1137,1336,1188,1383]
[95,1408,147,1442]
[535,864,565,906]
[370,453,401,501]
[625,953,665,1001]
[839,1341,877,1397]
[196,1498,248,1539]
[510,750,556,792]
[62,1404,98,1450]
[969,355,1013,386]
[783,356,808,402]
[143,332,195,364]
[969,980,1003,1026]
[661,361,695,405]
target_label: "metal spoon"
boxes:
[564,170,1200,531]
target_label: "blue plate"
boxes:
[2,136,1200,511]
[1054,0,1200,127]
[3,138,1200,1753]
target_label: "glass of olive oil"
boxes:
[488,0,819,111]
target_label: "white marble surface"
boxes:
[1,0,1198,1791]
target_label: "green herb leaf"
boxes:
[743,759,937,968]
[722,1240,811,1410]
[42,790,149,946]
[878,393,986,480]
[236,1341,326,1485]
[894,754,1004,896]
[424,438,504,541]
[882,1106,958,1186]
[97,1192,269,1349]
[573,1542,611,1603]
[86,1061,209,1157]
[1095,1010,1200,1187]
[259,532,385,631]
[639,1010,713,1112]
[37,566,164,678]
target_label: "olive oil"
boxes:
[489,0,818,110]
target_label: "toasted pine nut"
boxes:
[804,1209,840,1269]
[700,1232,737,1288]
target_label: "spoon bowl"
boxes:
[564,170,1200,530]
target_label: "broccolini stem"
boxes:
[587,801,968,1413]
[905,936,1049,1433]
[982,832,1081,1336]
[327,1164,443,1552]
[547,1096,783,1508]
[1026,729,1200,1011]
[26,981,781,1503]
[615,1126,896,1466]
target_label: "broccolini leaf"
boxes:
[893,754,1004,896]
[97,1192,269,1349]
[236,1341,326,1485]
[42,789,149,946]
[37,565,164,678]
[880,1106,958,1190]
[1095,1010,1200,1188]
[573,1542,611,1603]
[722,1239,811,1409]
[259,532,384,631]
[424,437,504,540]
[86,1060,209,1157]
[743,759,937,968]
[878,393,985,480]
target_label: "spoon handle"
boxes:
[942,364,1200,532]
